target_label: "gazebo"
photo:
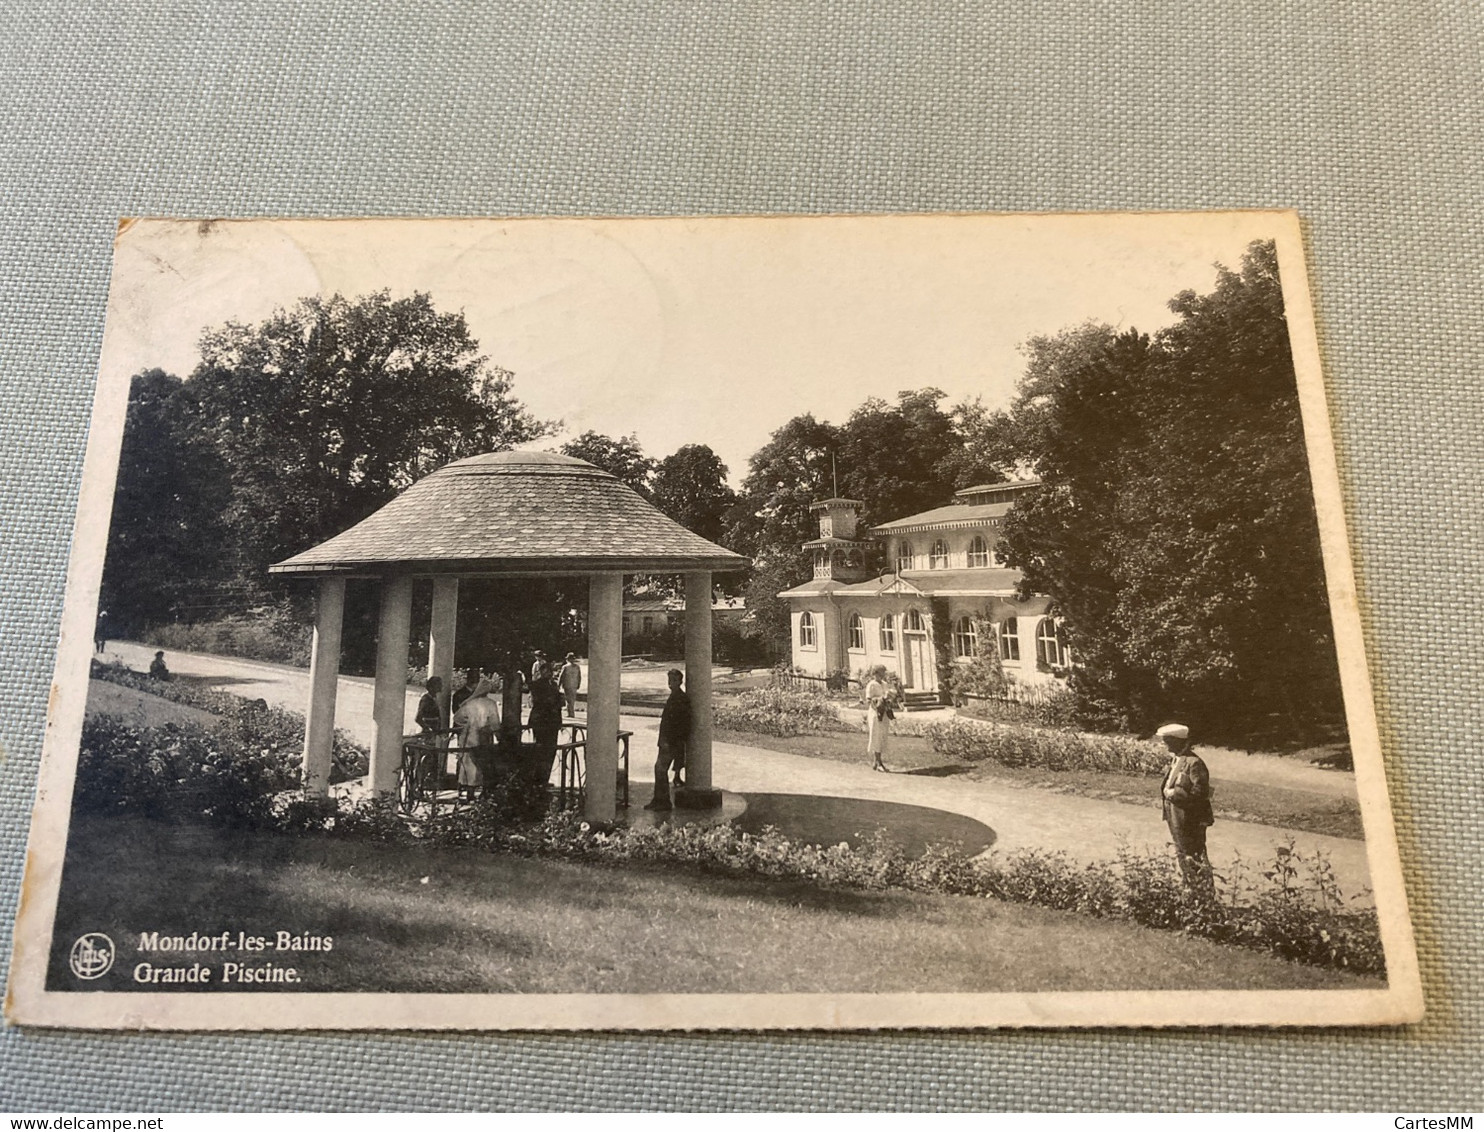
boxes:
[268,450,750,825]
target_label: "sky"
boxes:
[100,212,1288,482]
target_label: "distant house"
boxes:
[622,593,747,637]
[777,484,1068,694]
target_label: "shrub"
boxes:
[90,660,367,781]
[75,715,301,827]
[145,609,312,667]
[714,685,845,736]
[956,683,1080,729]
[925,716,1167,775]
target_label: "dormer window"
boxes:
[929,539,949,569]
[968,535,990,568]
[897,540,914,572]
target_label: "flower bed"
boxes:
[713,684,847,736]
[925,715,1167,776]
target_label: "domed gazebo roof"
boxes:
[268,449,749,577]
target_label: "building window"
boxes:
[848,612,865,651]
[1037,617,1070,668]
[642,615,654,634]
[799,611,816,649]
[905,608,925,633]
[953,616,977,658]
[968,535,990,568]
[998,617,1020,661]
[879,613,897,652]
[897,540,914,572]
[929,539,949,569]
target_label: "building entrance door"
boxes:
[904,633,935,692]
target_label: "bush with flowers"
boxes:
[925,715,1167,775]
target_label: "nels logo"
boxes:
[69,932,115,980]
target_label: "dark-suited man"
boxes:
[1157,722,1215,894]
[644,669,690,811]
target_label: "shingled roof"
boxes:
[269,450,750,577]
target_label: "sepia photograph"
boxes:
[5,211,1421,1030]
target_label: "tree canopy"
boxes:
[103,291,554,628]
[189,290,553,580]
[558,431,656,498]
[1000,240,1342,742]
[650,443,737,545]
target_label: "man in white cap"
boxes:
[1156,722,1215,894]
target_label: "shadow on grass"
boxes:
[735,793,995,857]
[900,763,972,778]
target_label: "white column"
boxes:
[683,570,718,801]
[585,573,623,825]
[428,575,459,723]
[370,574,414,797]
[302,575,345,797]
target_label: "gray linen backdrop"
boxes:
[1,0,1480,1112]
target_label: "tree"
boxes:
[650,443,737,545]
[1001,241,1343,743]
[835,389,961,528]
[559,431,656,497]
[99,369,234,631]
[726,414,840,641]
[188,290,554,581]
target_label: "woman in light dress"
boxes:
[863,664,893,772]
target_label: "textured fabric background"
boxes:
[1,0,1480,1112]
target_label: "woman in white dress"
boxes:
[863,664,893,772]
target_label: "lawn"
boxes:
[47,815,1379,995]
[714,726,1365,840]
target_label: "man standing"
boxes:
[644,669,691,812]
[450,668,482,715]
[1157,722,1215,894]
[416,676,445,735]
[558,652,583,717]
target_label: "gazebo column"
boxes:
[302,575,345,797]
[427,575,459,723]
[585,572,623,826]
[370,574,414,797]
[681,571,721,806]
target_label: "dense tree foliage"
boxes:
[189,291,553,581]
[1001,241,1342,742]
[102,292,554,634]
[99,370,234,631]
[650,444,737,545]
[558,431,656,498]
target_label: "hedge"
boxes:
[925,715,1167,775]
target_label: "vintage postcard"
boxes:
[5,211,1421,1030]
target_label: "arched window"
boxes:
[929,539,949,569]
[879,613,897,652]
[905,608,926,633]
[847,612,865,651]
[897,540,914,572]
[998,616,1020,661]
[799,611,816,649]
[968,535,990,568]
[953,616,977,659]
[1037,617,1070,668]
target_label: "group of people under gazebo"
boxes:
[414,650,587,801]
